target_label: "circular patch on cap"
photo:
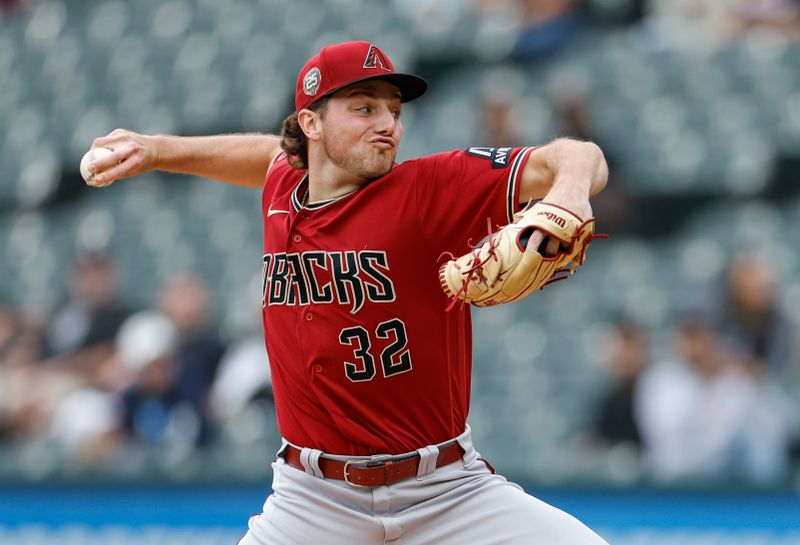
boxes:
[303,67,322,96]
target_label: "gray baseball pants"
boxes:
[238,427,608,545]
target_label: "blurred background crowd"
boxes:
[1,0,799,494]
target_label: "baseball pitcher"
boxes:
[86,41,609,545]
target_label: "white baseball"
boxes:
[80,146,114,185]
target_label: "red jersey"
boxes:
[261,146,534,455]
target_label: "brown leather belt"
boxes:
[282,441,465,488]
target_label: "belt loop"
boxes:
[457,425,477,465]
[300,447,324,478]
[275,440,289,460]
[416,445,439,480]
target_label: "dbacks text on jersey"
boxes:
[262,250,396,314]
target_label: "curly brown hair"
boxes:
[280,98,329,170]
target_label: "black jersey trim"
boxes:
[291,176,360,212]
[291,175,310,212]
[506,147,533,222]
[306,194,353,210]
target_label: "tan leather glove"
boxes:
[439,202,599,308]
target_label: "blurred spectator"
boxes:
[49,385,120,465]
[727,0,800,41]
[648,0,800,46]
[549,78,635,234]
[510,0,584,61]
[473,0,522,12]
[590,320,646,448]
[713,253,797,378]
[476,92,523,148]
[116,312,211,450]
[0,0,24,16]
[636,314,796,484]
[0,299,21,365]
[0,308,41,442]
[0,314,78,447]
[158,273,226,416]
[209,291,275,447]
[647,0,731,46]
[210,335,271,424]
[44,253,131,376]
[582,0,646,26]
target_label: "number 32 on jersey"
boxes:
[339,319,412,382]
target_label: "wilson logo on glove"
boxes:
[536,210,567,229]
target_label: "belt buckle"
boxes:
[342,459,371,488]
[343,455,390,488]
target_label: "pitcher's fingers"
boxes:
[526,231,565,257]
[93,153,140,185]
[92,133,124,151]
[544,237,561,257]
[90,143,132,175]
[526,231,544,252]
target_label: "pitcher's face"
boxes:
[318,80,404,180]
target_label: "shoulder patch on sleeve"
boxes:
[466,147,513,169]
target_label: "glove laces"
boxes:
[440,218,501,311]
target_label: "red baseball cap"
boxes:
[295,41,427,112]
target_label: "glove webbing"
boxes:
[441,218,500,311]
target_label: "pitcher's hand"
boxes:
[84,129,159,187]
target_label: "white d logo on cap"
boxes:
[303,67,322,96]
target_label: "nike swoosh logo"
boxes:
[267,208,290,217]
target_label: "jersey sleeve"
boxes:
[412,146,535,255]
[265,152,290,186]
